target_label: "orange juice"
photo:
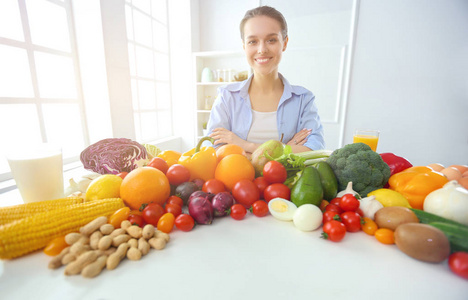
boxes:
[353,135,379,151]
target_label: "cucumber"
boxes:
[315,161,338,201]
[409,208,468,228]
[290,166,323,207]
[428,222,468,253]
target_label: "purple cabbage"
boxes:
[80,138,147,174]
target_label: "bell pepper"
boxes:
[380,153,413,177]
[388,166,449,210]
[157,150,182,167]
[178,137,217,181]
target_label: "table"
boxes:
[1,211,467,300]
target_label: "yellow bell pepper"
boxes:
[178,137,217,181]
[157,150,182,167]
[388,166,448,210]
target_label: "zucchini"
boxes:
[409,208,468,228]
[428,221,468,253]
[315,161,338,201]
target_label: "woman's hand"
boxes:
[286,128,311,146]
[209,128,258,153]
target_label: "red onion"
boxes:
[188,196,214,225]
[211,192,235,217]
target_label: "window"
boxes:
[125,0,172,142]
[0,0,87,181]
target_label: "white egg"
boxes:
[268,198,297,221]
[293,204,323,231]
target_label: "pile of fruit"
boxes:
[0,138,467,281]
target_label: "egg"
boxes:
[268,198,297,221]
[441,167,462,181]
[427,163,444,172]
[449,165,468,175]
[292,204,323,231]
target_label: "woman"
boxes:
[207,6,325,155]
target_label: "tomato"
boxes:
[117,172,128,179]
[174,214,195,232]
[202,178,226,194]
[43,235,68,256]
[129,209,142,216]
[322,210,340,224]
[147,157,169,174]
[165,203,182,217]
[250,200,269,217]
[109,207,131,228]
[330,197,341,206]
[157,212,175,233]
[166,195,184,207]
[263,161,287,184]
[263,183,290,202]
[325,203,342,214]
[141,203,165,226]
[340,211,362,232]
[230,204,247,220]
[339,194,360,212]
[232,179,260,208]
[319,200,330,212]
[128,214,145,227]
[253,177,269,199]
[356,208,364,217]
[361,217,378,235]
[374,228,395,244]
[448,252,468,280]
[166,164,191,186]
[321,220,346,242]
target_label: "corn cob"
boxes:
[0,198,124,259]
[0,197,85,226]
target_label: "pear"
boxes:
[250,140,284,177]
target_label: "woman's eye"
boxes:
[268,39,277,43]
[248,40,257,45]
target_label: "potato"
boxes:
[394,223,450,263]
[374,206,419,231]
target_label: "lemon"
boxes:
[85,174,123,201]
[143,144,162,159]
[368,188,411,208]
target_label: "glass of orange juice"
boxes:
[353,129,380,151]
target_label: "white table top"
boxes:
[1,210,467,300]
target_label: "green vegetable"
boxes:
[428,222,468,253]
[315,161,338,201]
[326,143,391,196]
[290,166,323,207]
[410,208,466,227]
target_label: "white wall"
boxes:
[346,0,468,166]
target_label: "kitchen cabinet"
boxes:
[192,51,250,145]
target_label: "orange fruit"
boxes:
[215,154,255,191]
[120,167,170,210]
[216,144,246,163]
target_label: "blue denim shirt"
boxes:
[206,73,325,150]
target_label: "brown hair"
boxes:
[239,6,288,41]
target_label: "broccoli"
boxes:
[327,143,391,196]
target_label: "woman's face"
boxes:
[242,15,288,77]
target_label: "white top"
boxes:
[246,109,278,143]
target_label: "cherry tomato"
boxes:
[230,204,247,220]
[448,252,468,280]
[330,197,341,206]
[43,235,68,256]
[325,203,342,214]
[263,161,287,184]
[147,157,169,174]
[322,210,340,224]
[356,208,364,217]
[253,177,269,199]
[250,200,269,217]
[141,202,165,226]
[232,179,260,208]
[340,211,362,232]
[361,217,378,235]
[174,214,195,232]
[374,228,395,244]
[263,183,290,202]
[340,194,360,212]
[117,172,128,179]
[108,207,131,228]
[319,200,330,212]
[166,164,191,185]
[157,212,175,233]
[165,203,182,217]
[166,195,184,207]
[129,209,142,216]
[202,178,226,194]
[128,214,145,227]
[321,220,346,242]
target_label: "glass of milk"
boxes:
[6,143,64,203]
